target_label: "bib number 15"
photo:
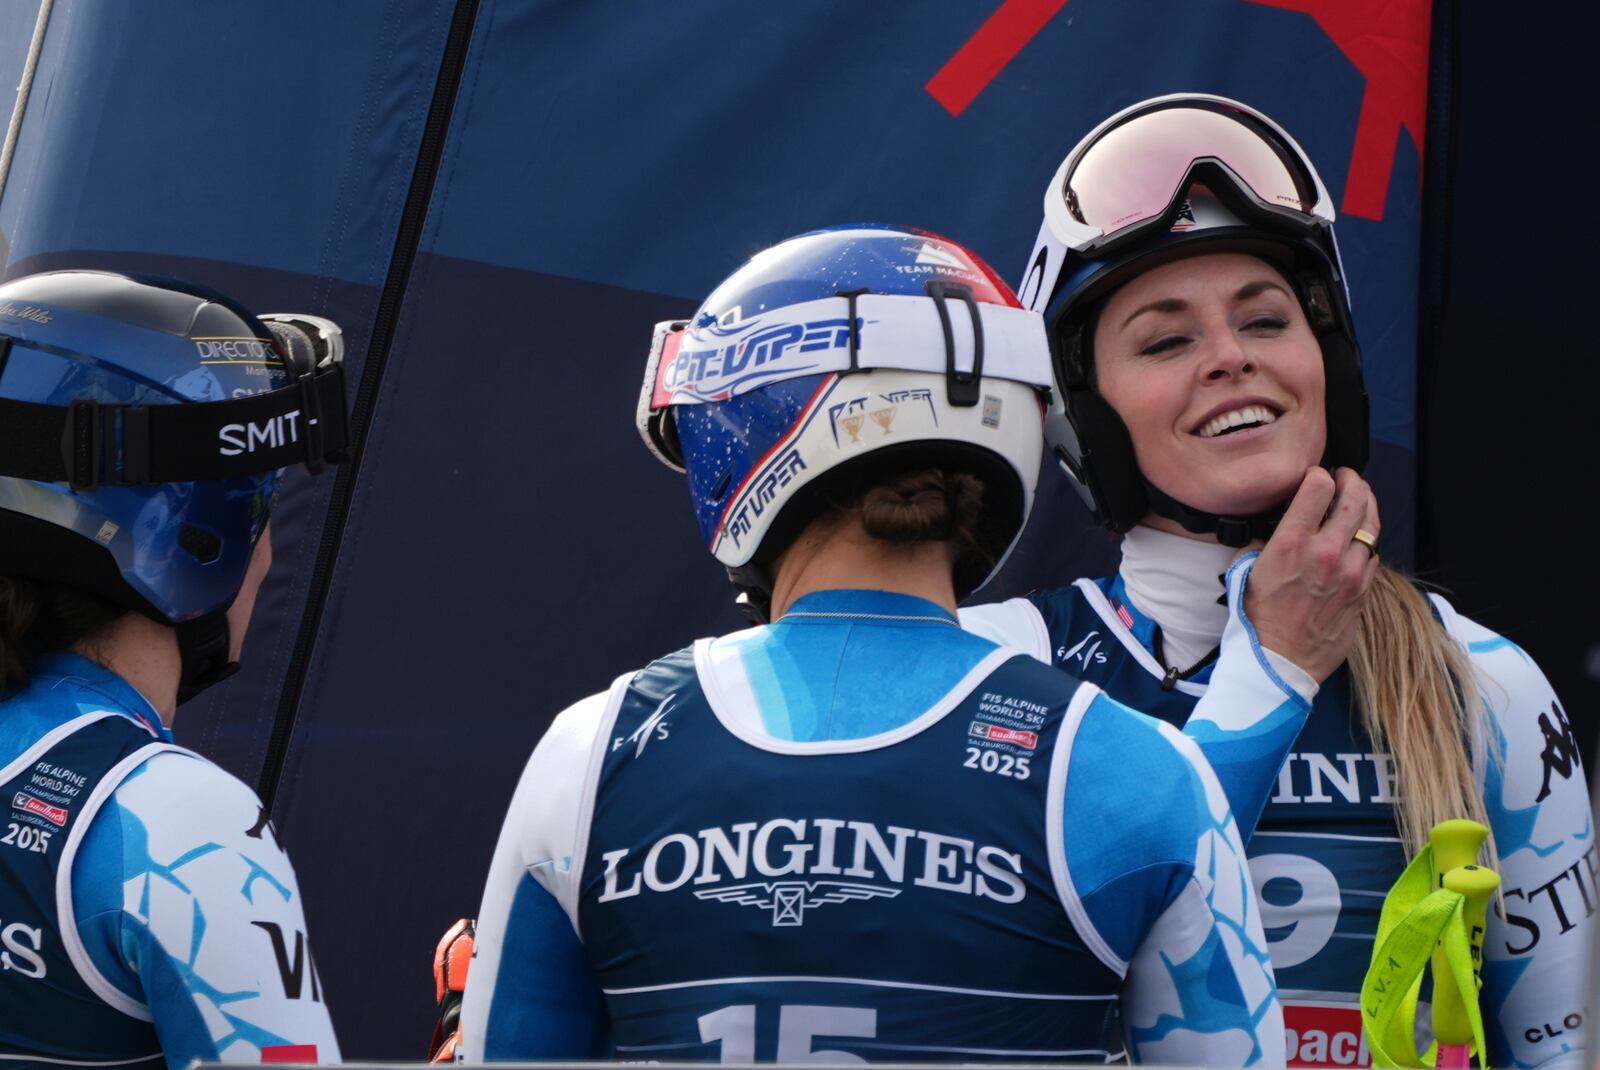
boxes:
[698,1004,877,1063]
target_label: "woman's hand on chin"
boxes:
[1240,466,1380,683]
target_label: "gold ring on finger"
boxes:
[1352,528,1379,557]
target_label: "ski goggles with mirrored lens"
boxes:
[1020,93,1336,312]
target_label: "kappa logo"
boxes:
[1536,701,1581,802]
[1058,630,1107,668]
[694,880,900,927]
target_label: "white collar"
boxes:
[1117,525,1236,671]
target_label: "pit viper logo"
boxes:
[1536,701,1581,802]
[694,880,899,927]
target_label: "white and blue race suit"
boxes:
[962,533,1592,1069]
[460,587,1296,1064]
[0,653,339,1067]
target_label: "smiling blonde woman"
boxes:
[964,93,1592,1070]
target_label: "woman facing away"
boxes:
[0,272,347,1066]
[963,93,1592,1069]
[454,225,1322,1064]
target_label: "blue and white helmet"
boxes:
[637,225,1054,610]
[0,270,347,699]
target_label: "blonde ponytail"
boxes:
[1348,566,1500,869]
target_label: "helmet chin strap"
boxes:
[725,564,774,625]
[1142,480,1285,549]
[174,612,239,705]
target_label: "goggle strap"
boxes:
[0,364,349,489]
[650,294,1051,409]
[635,319,691,472]
[1018,217,1068,315]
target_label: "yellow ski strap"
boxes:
[1361,848,1488,1068]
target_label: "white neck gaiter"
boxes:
[1118,525,1236,671]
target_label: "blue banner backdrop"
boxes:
[0,0,1432,1054]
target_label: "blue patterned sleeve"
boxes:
[1064,693,1284,1066]
[1440,601,1592,1070]
[72,753,339,1067]
[1184,551,1316,842]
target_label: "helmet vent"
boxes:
[178,524,222,564]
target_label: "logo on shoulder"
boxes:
[1058,630,1107,668]
[1536,700,1581,802]
[613,696,673,758]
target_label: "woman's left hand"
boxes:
[1240,466,1381,682]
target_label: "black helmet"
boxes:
[1020,92,1368,546]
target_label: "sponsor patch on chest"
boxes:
[1284,1004,1369,1067]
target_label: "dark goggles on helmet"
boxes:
[1020,93,1337,312]
[0,313,348,490]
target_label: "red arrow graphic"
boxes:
[925,0,1071,117]
[925,0,1432,222]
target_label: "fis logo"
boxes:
[695,880,899,927]
[1058,631,1107,668]
[614,697,673,758]
[218,411,303,456]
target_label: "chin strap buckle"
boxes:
[1214,517,1254,548]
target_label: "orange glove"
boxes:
[428,918,475,1062]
